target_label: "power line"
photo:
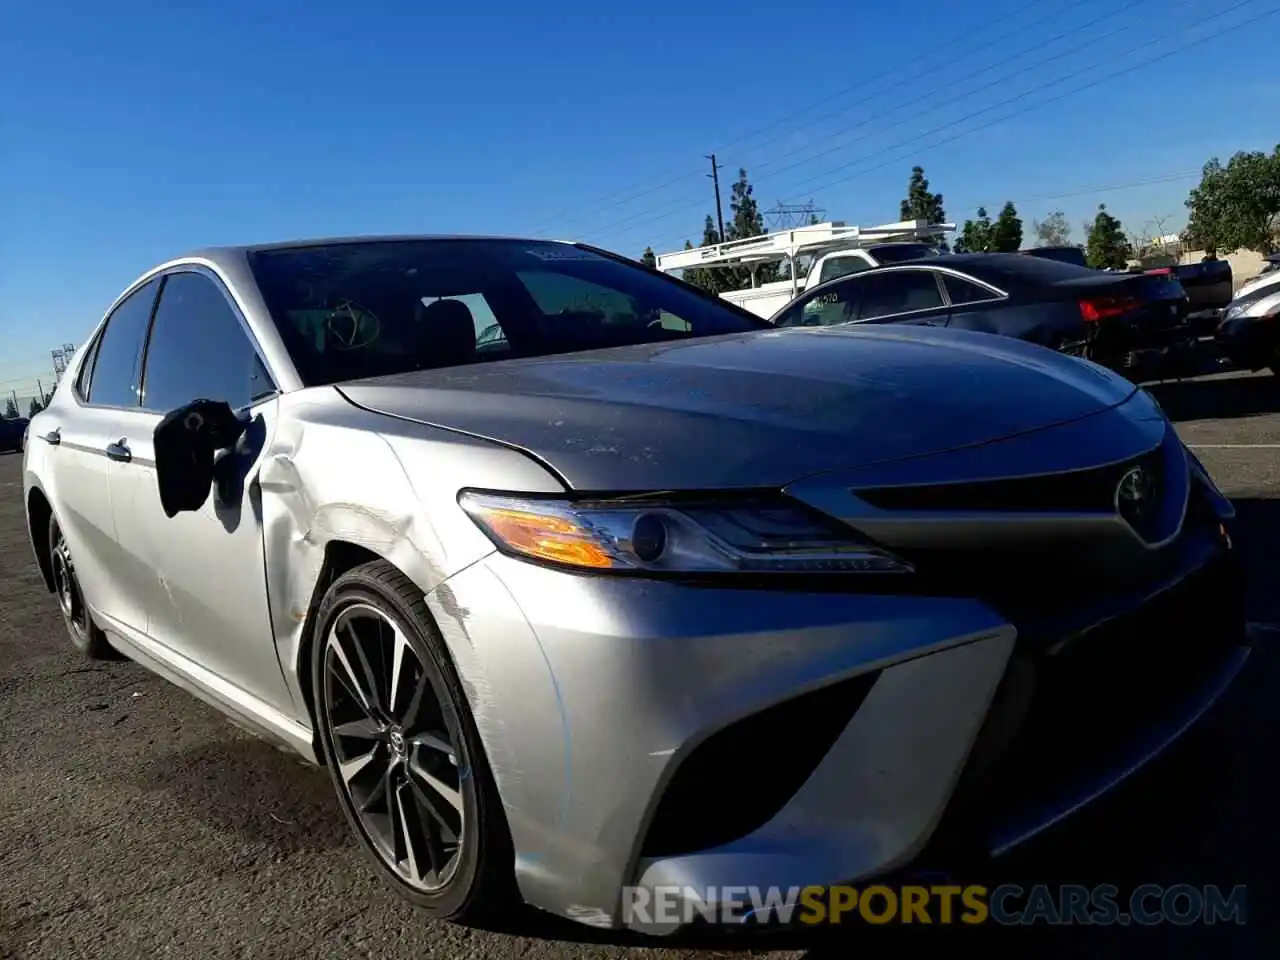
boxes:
[583,0,1264,245]
[785,0,1267,204]
[725,0,1162,193]
[974,170,1202,213]
[523,0,1089,233]
[577,0,1188,242]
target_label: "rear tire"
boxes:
[48,515,118,660]
[312,560,517,924]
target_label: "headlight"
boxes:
[458,491,913,575]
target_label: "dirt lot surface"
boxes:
[1,371,1278,959]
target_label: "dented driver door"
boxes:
[107,269,294,716]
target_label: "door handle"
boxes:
[105,440,132,463]
[41,428,61,445]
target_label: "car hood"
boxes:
[1235,268,1280,301]
[338,326,1136,490]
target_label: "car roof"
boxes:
[175,234,575,270]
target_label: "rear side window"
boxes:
[140,272,275,412]
[856,270,945,320]
[86,278,160,407]
[75,337,102,400]
[944,274,1001,305]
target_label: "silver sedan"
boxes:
[23,236,1251,933]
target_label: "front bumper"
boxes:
[424,485,1246,931]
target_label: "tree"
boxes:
[28,397,44,418]
[681,217,736,294]
[899,165,949,251]
[726,168,777,286]
[1085,204,1130,270]
[640,246,656,268]
[1185,146,1280,254]
[1032,210,1071,246]
[953,207,993,253]
[4,397,17,419]
[990,202,1023,252]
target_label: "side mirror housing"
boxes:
[153,399,247,518]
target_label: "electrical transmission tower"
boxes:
[51,342,76,381]
[764,201,827,230]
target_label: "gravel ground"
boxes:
[1,371,1278,959]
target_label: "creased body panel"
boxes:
[434,552,1015,926]
[255,388,563,740]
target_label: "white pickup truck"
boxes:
[655,220,955,319]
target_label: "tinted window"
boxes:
[944,274,1001,305]
[1021,246,1088,268]
[75,336,102,400]
[86,279,160,407]
[818,255,871,284]
[856,271,945,320]
[773,280,861,328]
[141,272,275,412]
[248,240,765,387]
[869,243,942,264]
[965,255,1101,285]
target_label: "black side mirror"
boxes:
[153,399,247,518]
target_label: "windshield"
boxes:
[247,239,766,386]
[870,243,941,264]
[1021,246,1088,268]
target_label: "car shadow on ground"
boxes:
[1147,373,1280,423]
[128,737,353,857]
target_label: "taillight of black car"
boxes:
[1076,272,1190,373]
[1078,273,1187,330]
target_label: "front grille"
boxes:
[934,545,1245,857]
[639,669,880,859]
[855,446,1164,514]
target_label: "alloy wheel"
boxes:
[322,602,466,892]
[51,529,86,635]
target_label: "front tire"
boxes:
[312,560,516,924]
[48,515,116,659]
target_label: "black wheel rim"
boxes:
[322,603,466,892]
[51,529,86,635]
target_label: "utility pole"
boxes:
[706,154,725,242]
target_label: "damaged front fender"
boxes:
[256,390,566,759]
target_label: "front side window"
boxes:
[247,240,765,387]
[140,271,275,412]
[86,278,160,407]
[773,280,862,328]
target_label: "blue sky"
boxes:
[2,0,1277,401]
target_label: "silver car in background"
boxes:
[23,236,1250,932]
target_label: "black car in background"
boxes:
[770,253,1192,377]
[0,416,28,453]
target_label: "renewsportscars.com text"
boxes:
[621,883,1248,931]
